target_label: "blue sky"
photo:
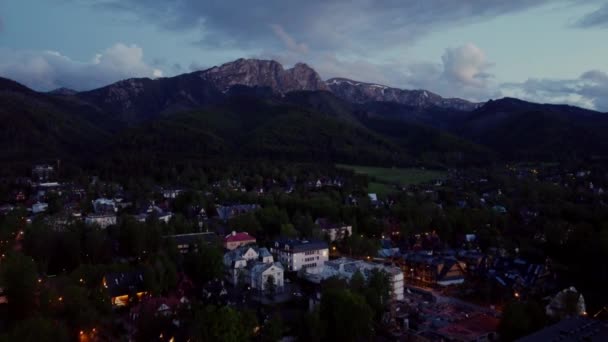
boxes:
[1,0,607,110]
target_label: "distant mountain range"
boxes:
[1,58,607,170]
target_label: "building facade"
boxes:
[271,239,329,272]
[85,214,117,229]
[303,257,404,301]
[223,231,257,250]
[223,245,284,291]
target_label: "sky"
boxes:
[0,0,607,111]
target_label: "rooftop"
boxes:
[224,231,256,243]
[516,316,608,342]
[274,239,328,253]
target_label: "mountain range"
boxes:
[1,58,607,171]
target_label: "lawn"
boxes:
[337,164,447,195]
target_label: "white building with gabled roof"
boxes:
[223,245,284,291]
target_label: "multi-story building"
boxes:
[271,239,329,272]
[223,245,284,292]
[315,218,352,242]
[85,214,117,229]
[302,257,404,301]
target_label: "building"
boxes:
[103,271,148,307]
[92,198,117,214]
[516,316,608,342]
[315,218,352,242]
[32,164,55,182]
[302,257,404,301]
[216,204,260,222]
[271,239,329,272]
[134,205,173,223]
[165,232,218,254]
[161,188,183,199]
[32,202,48,214]
[404,253,466,286]
[223,246,284,291]
[224,231,256,250]
[85,214,117,228]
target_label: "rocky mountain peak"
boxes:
[198,58,328,93]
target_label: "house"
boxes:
[271,239,329,272]
[161,188,183,199]
[85,214,117,228]
[224,231,256,250]
[32,202,48,214]
[404,253,466,286]
[216,204,260,222]
[302,257,404,301]
[32,164,55,182]
[492,205,507,214]
[103,271,148,307]
[315,218,352,242]
[134,205,173,223]
[165,232,218,254]
[92,198,117,214]
[483,256,553,296]
[516,316,608,342]
[223,246,284,291]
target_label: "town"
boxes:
[0,161,606,341]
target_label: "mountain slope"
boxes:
[326,77,480,111]
[0,77,111,162]
[456,98,608,159]
[103,96,411,166]
[76,59,328,123]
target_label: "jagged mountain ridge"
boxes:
[1,57,607,165]
[63,58,479,122]
[326,77,480,111]
[198,58,328,93]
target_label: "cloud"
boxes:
[501,70,608,111]
[388,43,500,101]
[85,0,556,53]
[0,43,163,91]
[574,4,608,28]
[441,43,494,88]
[270,24,308,55]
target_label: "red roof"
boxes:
[224,232,256,243]
[437,314,499,340]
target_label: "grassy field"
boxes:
[337,164,447,195]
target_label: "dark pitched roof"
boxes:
[516,317,608,342]
[274,239,328,253]
[166,232,217,246]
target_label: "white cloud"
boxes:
[501,70,608,111]
[388,43,500,101]
[441,43,493,88]
[0,43,163,91]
